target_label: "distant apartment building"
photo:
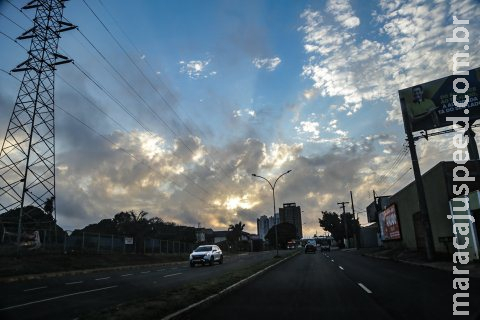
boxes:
[268,213,279,229]
[279,203,303,239]
[257,215,269,240]
[256,213,279,240]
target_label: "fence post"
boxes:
[97,233,100,253]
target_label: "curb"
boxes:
[161,251,300,320]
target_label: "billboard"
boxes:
[399,67,480,133]
[379,204,401,241]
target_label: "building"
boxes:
[372,161,480,258]
[279,203,303,239]
[268,213,279,229]
[257,215,269,240]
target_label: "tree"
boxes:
[227,221,245,250]
[113,210,150,253]
[44,197,54,215]
[319,211,357,244]
[265,222,296,249]
[319,211,342,242]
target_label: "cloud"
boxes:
[233,108,256,118]
[326,0,360,29]
[299,1,480,118]
[179,59,216,79]
[252,57,282,71]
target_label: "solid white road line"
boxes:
[163,272,182,278]
[23,286,47,292]
[339,266,344,270]
[0,286,118,311]
[95,277,110,281]
[65,281,83,285]
[358,283,372,294]
[121,274,133,277]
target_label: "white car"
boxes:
[189,245,223,267]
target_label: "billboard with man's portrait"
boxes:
[399,67,480,133]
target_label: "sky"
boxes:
[0,0,479,237]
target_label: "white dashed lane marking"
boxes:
[163,272,182,278]
[65,281,83,285]
[358,283,372,294]
[339,266,344,270]
[23,286,47,292]
[121,274,133,277]
[0,286,118,311]
[95,277,110,281]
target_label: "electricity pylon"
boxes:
[0,0,75,244]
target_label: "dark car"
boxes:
[305,243,316,254]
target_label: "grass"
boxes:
[80,251,297,320]
[0,252,189,278]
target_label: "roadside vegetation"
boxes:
[0,253,189,279]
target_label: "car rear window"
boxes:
[194,246,212,252]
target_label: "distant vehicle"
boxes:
[287,240,296,249]
[189,245,223,267]
[304,243,316,254]
[319,239,331,252]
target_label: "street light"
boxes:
[252,170,292,257]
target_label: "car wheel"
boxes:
[190,262,195,268]
[219,255,223,264]
[209,257,214,266]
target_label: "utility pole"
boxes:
[350,191,359,248]
[337,201,349,248]
[400,98,435,261]
[0,0,75,247]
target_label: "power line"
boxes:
[380,167,412,196]
[2,29,213,204]
[80,0,235,188]
[0,11,25,30]
[4,71,210,206]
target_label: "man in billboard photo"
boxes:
[407,85,440,128]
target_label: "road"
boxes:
[194,250,480,320]
[0,251,279,320]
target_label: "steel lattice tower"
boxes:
[0,0,75,242]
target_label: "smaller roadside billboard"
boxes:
[379,204,401,241]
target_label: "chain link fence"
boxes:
[63,232,195,254]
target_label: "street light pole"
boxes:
[252,170,292,257]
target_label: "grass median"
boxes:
[80,251,298,320]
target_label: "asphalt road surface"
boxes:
[0,251,279,320]
[193,250,480,320]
